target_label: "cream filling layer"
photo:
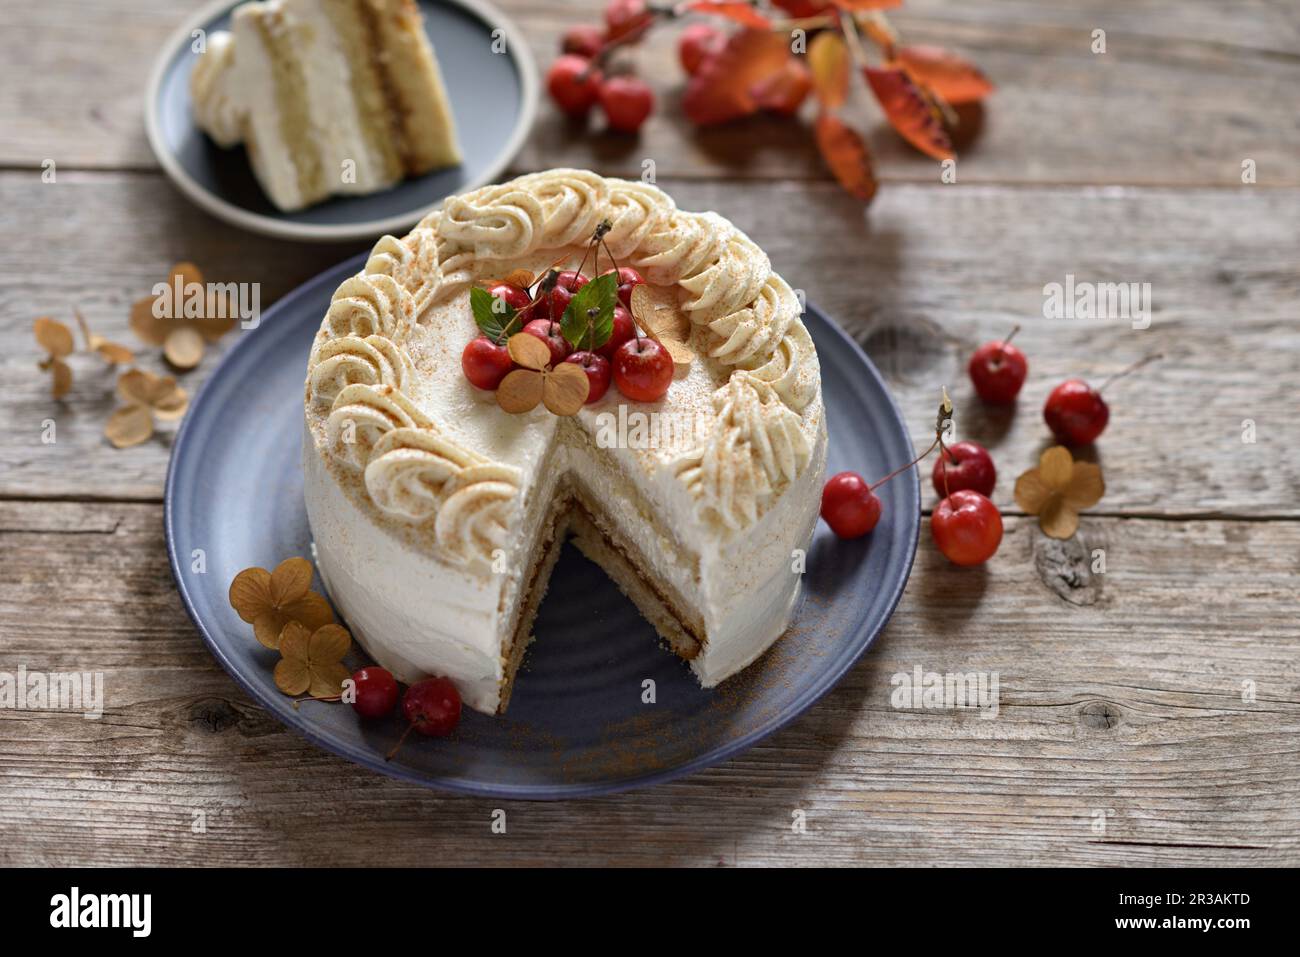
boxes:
[289,0,393,195]
[230,7,304,210]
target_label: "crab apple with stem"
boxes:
[563,350,612,403]
[349,666,399,719]
[969,325,1028,404]
[602,265,644,308]
[931,489,1003,566]
[461,336,514,391]
[561,23,605,60]
[1043,379,1106,446]
[1044,353,1163,446]
[821,391,961,541]
[679,22,725,75]
[545,269,590,321]
[932,440,996,498]
[386,676,462,760]
[484,280,532,316]
[599,75,655,133]
[820,471,882,538]
[596,303,636,360]
[604,0,652,44]
[613,336,672,402]
[547,55,603,117]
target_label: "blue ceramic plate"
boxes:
[145,0,538,242]
[165,254,920,798]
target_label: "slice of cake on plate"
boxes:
[190,0,461,211]
[302,170,827,713]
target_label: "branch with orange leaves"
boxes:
[549,0,994,202]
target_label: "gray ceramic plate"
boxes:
[145,0,537,242]
[165,253,920,798]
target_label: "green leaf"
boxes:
[470,286,518,344]
[560,273,617,352]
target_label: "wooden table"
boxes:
[2,0,1297,866]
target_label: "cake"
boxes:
[302,169,827,713]
[190,0,461,211]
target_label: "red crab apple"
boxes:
[931,490,1003,566]
[547,55,603,117]
[386,676,463,760]
[679,22,725,75]
[522,319,572,366]
[599,76,654,133]
[596,304,636,361]
[461,336,513,390]
[931,440,996,498]
[1043,378,1109,446]
[561,24,605,60]
[969,334,1028,404]
[602,265,645,309]
[612,337,672,402]
[820,471,882,539]
[546,270,590,321]
[604,0,652,43]
[484,280,531,316]
[563,351,612,403]
[402,677,461,737]
[349,667,399,719]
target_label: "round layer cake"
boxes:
[302,169,827,714]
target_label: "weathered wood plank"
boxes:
[1,0,1297,186]
[3,172,1297,513]
[1,502,1296,866]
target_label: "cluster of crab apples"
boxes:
[546,0,658,133]
[461,266,674,405]
[822,328,1129,566]
[340,666,462,757]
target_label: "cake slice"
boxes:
[191,0,461,211]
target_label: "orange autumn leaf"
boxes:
[815,114,878,203]
[808,32,850,111]
[683,29,793,125]
[683,1,772,28]
[897,45,994,104]
[863,65,954,160]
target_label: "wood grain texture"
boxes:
[1,502,1296,866]
[3,172,1297,512]
[1,0,1297,186]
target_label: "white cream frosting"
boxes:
[303,170,828,713]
